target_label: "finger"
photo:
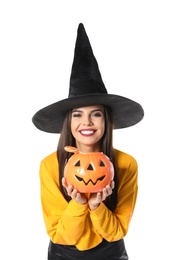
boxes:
[96,192,102,202]
[66,185,74,195]
[110,180,115,189]
[102,185,112,200]
[101,188,108,200]
[106,185,112,194]
[71,188,78,198]
[62,177,67,187]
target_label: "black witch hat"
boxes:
[32,23,144,133]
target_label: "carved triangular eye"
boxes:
[87,164,94,170]
[74,160,80,166]
[99,160,105,167]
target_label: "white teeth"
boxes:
[81,130,94,135]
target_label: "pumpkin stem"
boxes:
[64,146,79,154]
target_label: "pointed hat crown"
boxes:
[69,23,107,97]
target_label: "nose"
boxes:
[82,115,93,126]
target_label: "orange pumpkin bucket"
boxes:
[64,146,114,193]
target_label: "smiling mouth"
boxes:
[75,175,105,185]
[80,130,96,136]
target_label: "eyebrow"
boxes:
[72,108,103,113]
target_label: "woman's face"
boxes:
[71,105,105,152]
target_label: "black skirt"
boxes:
[48,239,128,260]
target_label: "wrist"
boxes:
[89,203,100,211]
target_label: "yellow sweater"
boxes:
[39,148,138,251]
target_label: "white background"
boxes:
[0,0,179,259]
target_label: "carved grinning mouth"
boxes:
[75,175,105,185]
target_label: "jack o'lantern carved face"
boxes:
[64,146,114,193]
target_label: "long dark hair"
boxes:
[57,105,118,211]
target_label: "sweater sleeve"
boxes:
[89,152,138,241]
[40,154,89,245]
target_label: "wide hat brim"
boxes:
[32,93,144,133]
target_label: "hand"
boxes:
[62,177,88,205]
[88,181,115,211]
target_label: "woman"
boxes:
[32,23,144,260]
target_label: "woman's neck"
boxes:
[76,143,101,153]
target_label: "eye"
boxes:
[99,160,105,167]
[72,113,82,118]
[92,112,103,117]
[74,160,80,166]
